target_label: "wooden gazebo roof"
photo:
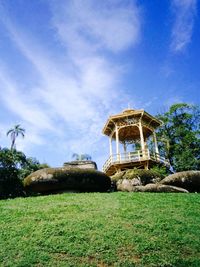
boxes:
[102,109,162,141]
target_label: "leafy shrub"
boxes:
[0,148,26,199]
[0,172,24,199]
[150,165,171,177]
[0,148,50,199]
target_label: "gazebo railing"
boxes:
[102,149,169,173]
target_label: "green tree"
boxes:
[19,157,50,180]
[0,147,50,199]
[7,124,25,150]
[156,103,200,172]
[0,148,26,199]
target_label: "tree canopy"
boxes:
[156,103,200,172]
[0,148,50,199]
[72,153,92,161]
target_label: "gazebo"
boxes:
[102,108,169,176]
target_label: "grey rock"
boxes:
[116,180,188,193]
[112,169,163,187]
[63,160,97,170]
[132,183,188,193]
[160,171,200,192]
[24,167,110,194]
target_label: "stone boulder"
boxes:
[160,171,200,192]
[112,169,164,191]
[116,178,141,192]
[116,180,188,193]
[63,160,97,170]
[24,167,111,194]
[132,184,188,193]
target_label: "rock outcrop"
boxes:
[160,171,200,192]
[111,169,163,186]
[116,180,188,193]
[111,169,197,193]
[112,169,163,192]
[63,160,97,170]
[132,184,188,193]
[24,167,111,194]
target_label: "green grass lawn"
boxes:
[0,192,200,267]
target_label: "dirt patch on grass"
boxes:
[52,252,109,266]
[117,245,141,264]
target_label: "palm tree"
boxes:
[7,124,25,150]
[72,153,92,161]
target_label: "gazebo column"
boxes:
[153,131,159,159]
[123,142,127,153]
[123,142,127,160]
[144,138,147,150]
[138,122,145,154]
[109,135,113,161]
[115,125,120,161]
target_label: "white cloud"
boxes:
[170,0,197,52]
[0,0,142,167]
[51,0,141,54]
[0,68,53,131]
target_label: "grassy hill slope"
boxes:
[0,192,200,267]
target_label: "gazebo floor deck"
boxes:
[103,157,169,176]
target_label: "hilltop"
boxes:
[1,192,200,266]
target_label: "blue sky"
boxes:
[0,0,199,169]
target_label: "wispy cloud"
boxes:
[51,0,141,53]
[170,0,197,52]
[0,0,142,166]
[0,69,53,131]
